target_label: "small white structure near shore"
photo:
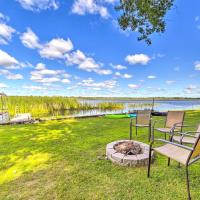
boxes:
[0,93,9,124]
[0,92,33,124]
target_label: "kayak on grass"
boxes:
[105,113,136,119]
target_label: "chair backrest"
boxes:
[191,135,200,159]
[165,111,185,129]
[195,124,200,137]
[136,110,151,125]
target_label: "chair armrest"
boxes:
[174,131,200,138]
[154,139,194,151]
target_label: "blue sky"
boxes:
[0,0,200,97]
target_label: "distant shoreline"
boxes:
[78,97,200,101]
[7,96,200,101]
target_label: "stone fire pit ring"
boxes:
[106,140,154,167]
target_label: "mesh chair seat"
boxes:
[173,136,196,144]
[154,144,191,165]
[156,127,180,133]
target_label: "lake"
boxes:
[72,99,200,117]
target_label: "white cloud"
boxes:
[39,38,73,59]
[115,72,132,79]
[61,79,71,84]
[0,69,23,80]
[147,75,156,79]
[16,0,59,11]
[78,78,117,89]
[166,80,175,85]
[194,61,200,70]
[66,49,110,75]
[0,38,7,45]
[111,63,127,70]
[123,73,132,79]
[78,57,100,71]
[0,23,15,45]
[66,50,86,65]
[6,73,23,80]
[0,13,9,22]
[35,63,46,70]
[39,77,60,83]
[63,73,71,78]
[0,83,8,88]
[128,84,139,89]
[125,54,150,65]
[72,0,110,19]
[95,69,112,75]
[23,85,47,91]
[20,29,74,60]
[30,63,70,85]
[0,49,19,67]
[20,28,41,49]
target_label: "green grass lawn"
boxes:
[1,111,200,200]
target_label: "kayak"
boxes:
[105,113,136,119]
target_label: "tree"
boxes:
[115,0,174,45]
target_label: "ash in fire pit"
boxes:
[114,141,142,155]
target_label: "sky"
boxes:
[0,0,200,97]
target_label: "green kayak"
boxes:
[105,113,136,119]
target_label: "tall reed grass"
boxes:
[4,96,124,117]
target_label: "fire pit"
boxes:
[106,140,154,167]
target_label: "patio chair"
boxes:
[147,133,200,200]
[172,124,200,144]
[152,111,185,140]
[130,110,152,141]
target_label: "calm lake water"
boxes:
[71,99,200,117]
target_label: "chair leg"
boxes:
[147,145,152,178]
[186,166,191,200]
[168,158,170,166]
[130,123,132,140]
[164,132,166,140]
[136,126,138,136]
[148,125,151,142]
[152,126,154,141]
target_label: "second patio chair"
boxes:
[130,110,152,141]
[152,111,185,140]
[147,131,200,200]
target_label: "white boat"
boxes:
[10,113,32,124]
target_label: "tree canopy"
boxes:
[116,0,175,45]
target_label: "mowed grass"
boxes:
[0,111,200,199]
